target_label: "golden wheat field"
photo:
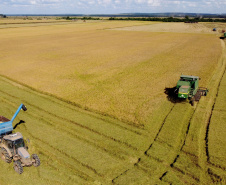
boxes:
[0,20,222,125]
[0,18,225,184]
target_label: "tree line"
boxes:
[109,16,226,23]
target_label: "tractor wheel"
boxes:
[32,154,40,167]
[13,161,23,174]
[1,148,12,163]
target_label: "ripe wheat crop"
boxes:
[0,21,222,126]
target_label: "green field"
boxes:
[0,19,225,184]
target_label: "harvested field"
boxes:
[0,20,225,184]
[112,22,219,33]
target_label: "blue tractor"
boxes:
[0,104,40,174]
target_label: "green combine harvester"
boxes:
[220,32,226,39]
[175,75,208,105]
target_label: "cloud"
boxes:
[0,0,225,14]
[0,0,64,6]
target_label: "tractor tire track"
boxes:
[25,124,103,177]
[205,66,226,163]
[144,104,175,156]
[204,61,226,183]
[111,104,175,183]
[198,40,226,184]
[21,124,96,182]
[170,108,196,168]
[160,109,200,183]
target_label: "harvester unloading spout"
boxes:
[10,104,27,123]
[0,104,27,135]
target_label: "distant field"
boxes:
[112,22,225,33]
[0,20,225,184]
[0,17,90,29]
[0,16,65,23]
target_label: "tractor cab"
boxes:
[0,132,40,174]
[2,133,29,158]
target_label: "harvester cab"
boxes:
[176,75,199,99]
[175,75,208,105]
[0,104,40,174]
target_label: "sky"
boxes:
[0,0,226,15]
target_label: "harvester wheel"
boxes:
[13,160,23,174]
[1,148,12,163]
[190,98,195,106]
[32,154,40,167]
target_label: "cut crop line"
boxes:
[208,162,226,172]
[170,108,196,168]
[198,40,226,184]
[156,139,173,148]
[118,104,175,179]
[0,74,145,131]
[0,95,136,161]
[173,166,200,182]
[0,89,139,151]
[22,129,95,181]
[144,104,175,156]
[28,110,128,161]
[111,169,130,184]
[159,171,168,181]
[205,66,226,163]
[208,168,223,183]
[28,129,103,177]
[160,106,200,183]
[0,74,145,135]
[181,149,198,159]
[27,102,140,151]
[111,104,176,183]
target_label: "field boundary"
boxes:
[0,74,143,129]
[197,39,226,184]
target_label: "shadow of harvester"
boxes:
[164,87,187,104]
